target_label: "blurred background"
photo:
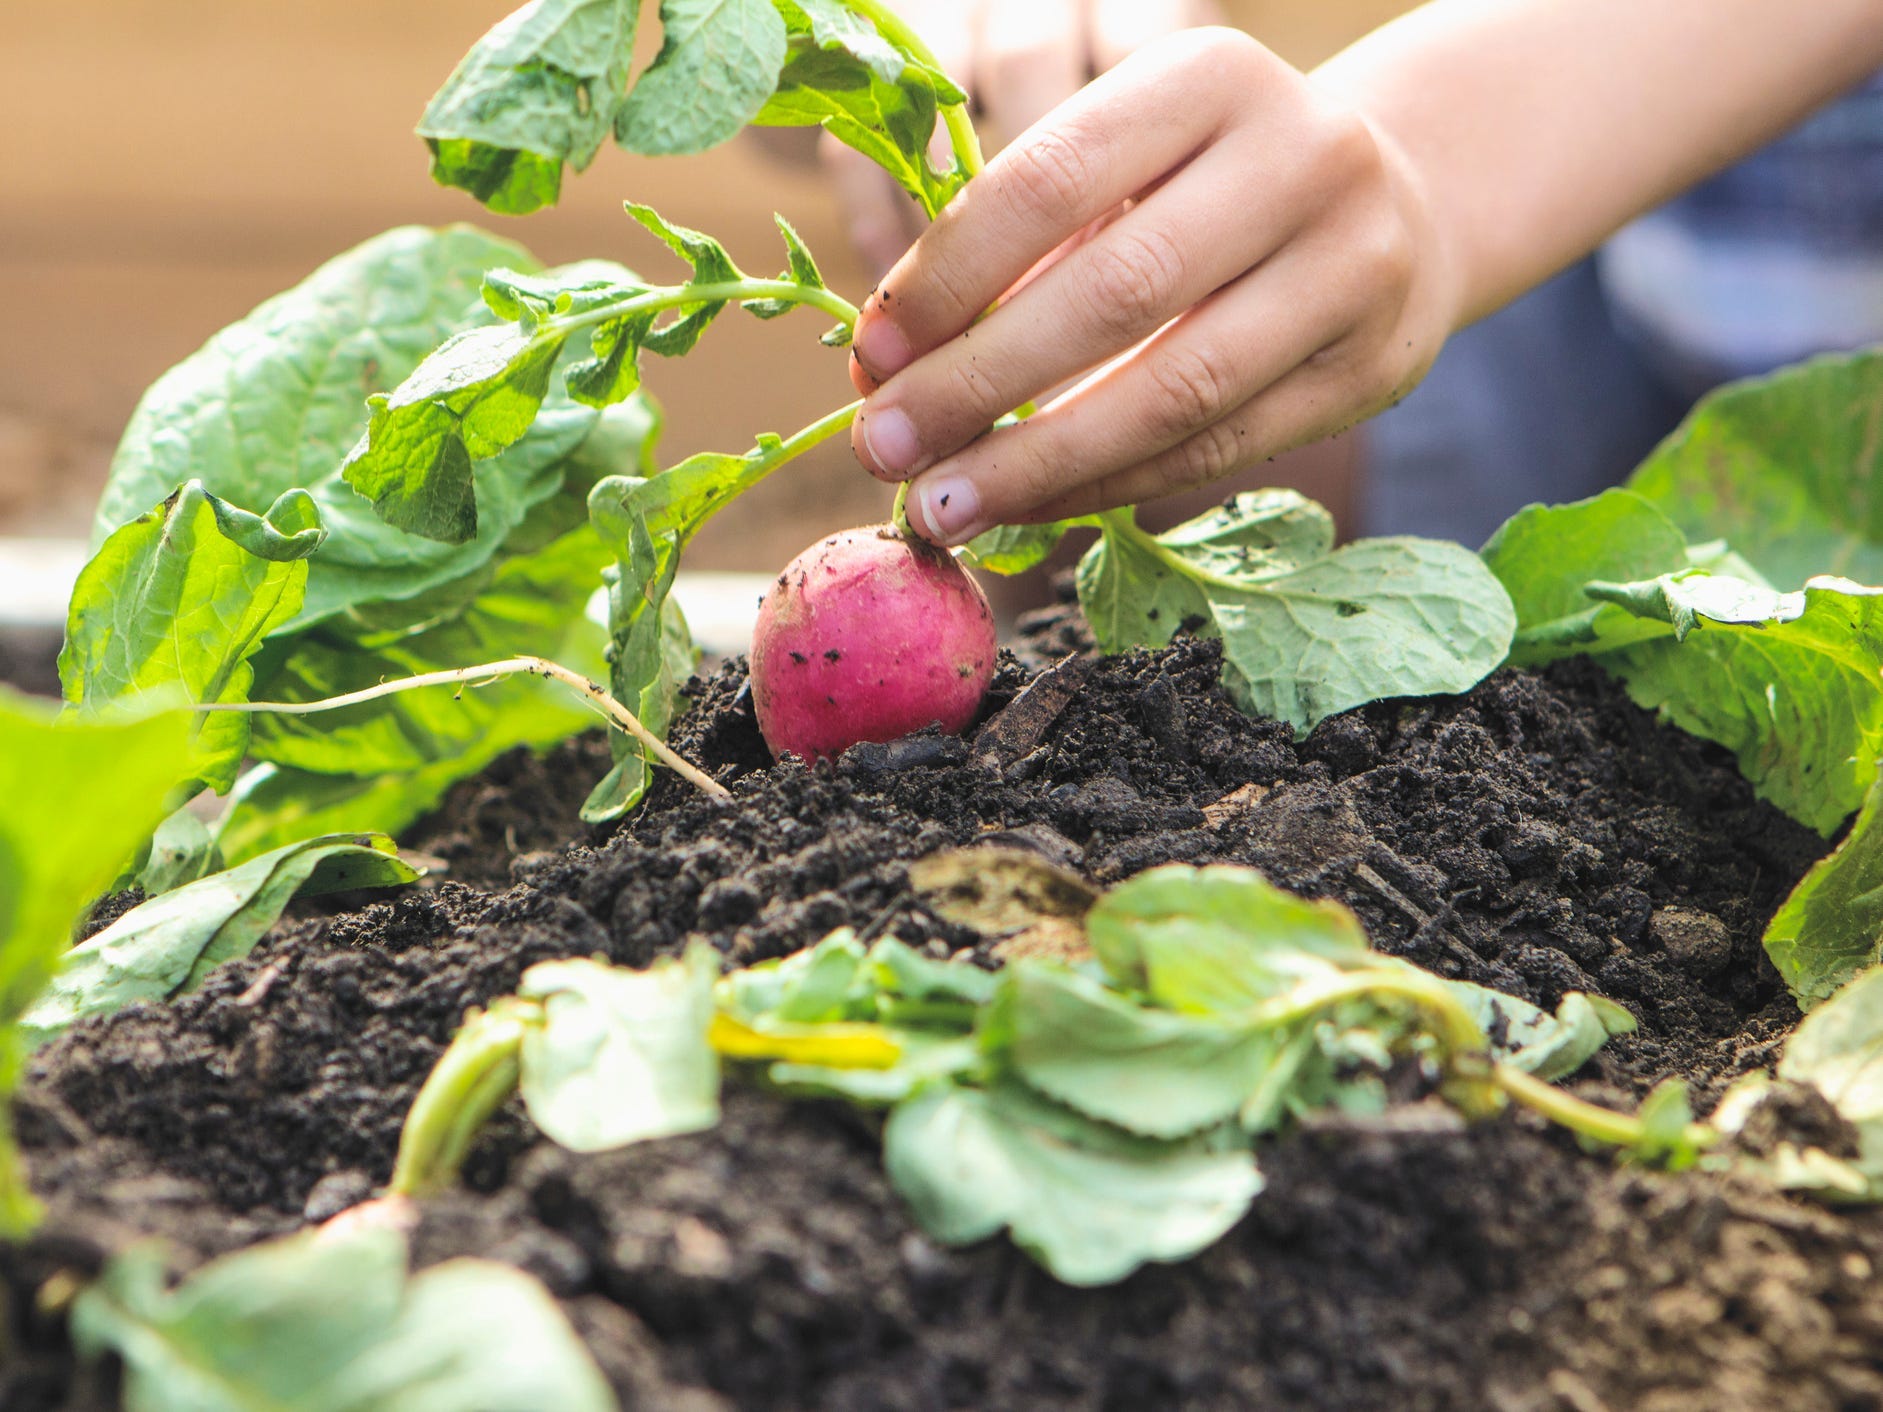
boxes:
[0,1,1411,574]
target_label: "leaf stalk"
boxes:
[201,656,730,800]
[389,1001,535,1198]
[843,0,986,181]
[1492,1063,1718,1154]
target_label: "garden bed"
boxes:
[10,627,1883,1411]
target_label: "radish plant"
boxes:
[374,860,1704,1286]
[55,0,1516,878]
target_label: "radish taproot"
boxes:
[751,526,998,762]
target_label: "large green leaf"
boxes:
[213,758,499,868]
[883,1079,1262,1287]
[1765,767,1883,1006]
[246,525,611,778]
[1627,349,1883,589]
[1594,574,1883,835]
[20,835,417,1049]
[1484,491,1883,834]
[0,693,190,1235]
[621,0,788,154]
[1211,539,1517,732]
[1482,489,1695,665]
[754,0,967,216]
[425,0,966,215]
[517,947,721,1151]
[60,482,324,796]
[93,225,611,629]
[1079,495,1515,733]
[72,1229,615,1412]
[982,963,1284,1140]
[420,0,644,215]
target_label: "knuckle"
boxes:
[1183,26,1269,82]
[943,354,1010,427]
[1312,107,1381,184]
[1351,216,1416,304]
[1081,226,1186,340]
[987,447,1063,523]
[998,128,1095,230]
[1171,417,1247,490]
[1144,344,1238,433]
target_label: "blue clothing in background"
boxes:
[1362,71,1883,544]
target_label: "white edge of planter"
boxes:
[0,538,767,657]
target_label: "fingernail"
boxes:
[854,312,913,380]
[861,406,927,479]
[916,474,982,544]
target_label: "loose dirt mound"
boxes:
[11,642,1883,1411]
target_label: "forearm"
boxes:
[1317,0,1883,330]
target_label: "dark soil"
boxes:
[10,633,1883,1412]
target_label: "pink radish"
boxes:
[751,526,998,762]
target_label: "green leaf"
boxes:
[741,214,828,318]
[517,946,721,1151]
[883,1079,1262,1286]
[60,482,324,796]
[585,441,789,822]
[961,519,1085,577]
[72,1228,615,1412]
[342,323,569,545]
[717,929,869,1024]
[1775,967,1883,1185]
[19,835,417,1049]
[862,936,1002,1009]
[1480,489,1696,666]
[93,226,616,630]
[1483,488,1883,835]
[615,0,788,155]
[1439,979,1635,1081]
[1766,765,1883,1006]
[756,0,966,216]
[0,692,189,1235]
[1631,1079,1706,1169]
[1210,538,1517,734]
[1086,864,1373,1011]
[213,756,495,866]
[623,202,744,356]
[420,0,644,216]
[1591,574,1883,834]
[1076,518,1211,651]
[135,808,220,897]
[983,963,1284,1140]
[245,524,611,780]
[1627,349,1883,590]
[1080,497,1516,732]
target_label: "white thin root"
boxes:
[200,655,730,800]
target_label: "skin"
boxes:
[845,0,1883,547]
[821,0,1224,277]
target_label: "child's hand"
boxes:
[827,0,1221,278]
[847,27,1453,545]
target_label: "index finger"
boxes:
[851,28,1266,382]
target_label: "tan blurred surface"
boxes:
[0,0,1411,563]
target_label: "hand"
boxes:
[828,0,1222,278]
[847,27,1457,546]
